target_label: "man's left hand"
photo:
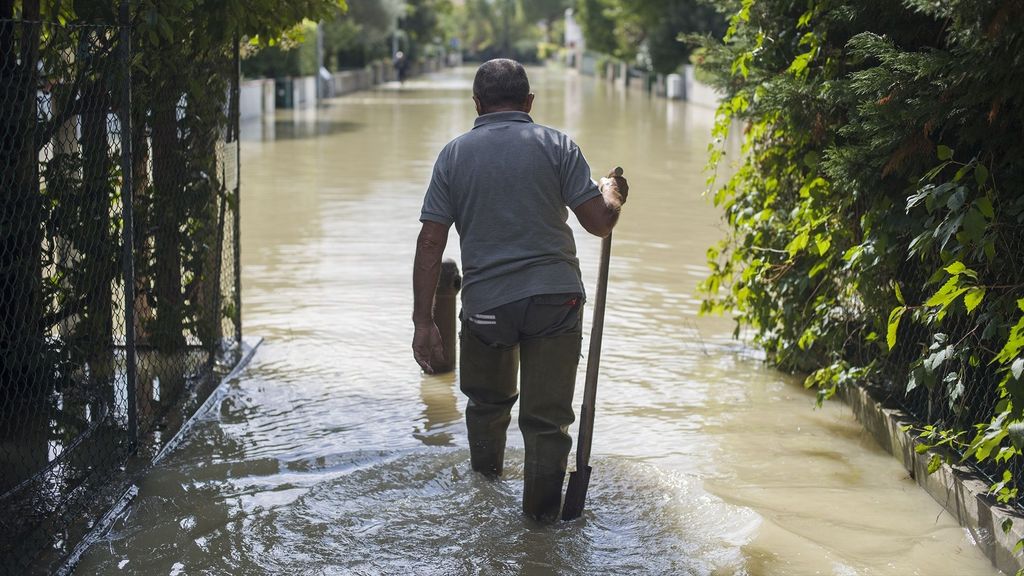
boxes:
[412,322,446,374]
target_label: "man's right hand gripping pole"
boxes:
[599,167,628,211]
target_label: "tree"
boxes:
[573,0,725,72]
[575,0,616,55]
[641,0,724,74]
[521,0,569,24]
[402,0,452,61]
[129,0,343,355]
[456,0,542,61]
[322,0,402,69]
[520,0,569,43]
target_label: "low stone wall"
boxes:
[327,68,373,96]
[843,384,1024,575]
[239,55,448,119]
[292,76,317,109]
[239,79,265,121]
[573,52,720,108]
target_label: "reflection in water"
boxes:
[241,112,364,142]
[415,373,461,447]
[77,68,997,575]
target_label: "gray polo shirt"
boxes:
[420,111,601,316]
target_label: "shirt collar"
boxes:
[473,111,534,129]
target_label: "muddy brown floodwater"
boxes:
[78,66,998,575]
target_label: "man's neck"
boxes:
[479,107,526,115]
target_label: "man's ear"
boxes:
[523,93,535,113]
[473,95,483,116]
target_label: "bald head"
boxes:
[473,59,532,114]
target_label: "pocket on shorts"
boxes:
[523,293,583,338]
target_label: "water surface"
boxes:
[78,67,996,575]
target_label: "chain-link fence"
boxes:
[0,17,242,574]
[885,236,1024,507]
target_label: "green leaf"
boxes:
[887,306,905,350]
[927,454,942,474]
[977,197,995,219]
[934,213,963,249]
[946,188,966,211]
[925,276,966,307]
[808,259,829,278]
[797,11,813,29]
[798,329,816,350]
[894,282,905,305]
[924,346,952,373]
[814,235,831,256]
[937,145,953,161]
[944,261,967,276]
[962,207,987,242]
[996,317,1024,364]
[843,245,864,264]
[907,367,921,393]
[964,287,986,314]
[974,428,1008,461]
[786,230,810,256]
[975,164,989,187]
[787,51,813,76]
[1009,421,1024,451]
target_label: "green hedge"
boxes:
[701,0,1024,505]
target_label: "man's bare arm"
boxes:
[573,168,628,238]
[412,221,450,373]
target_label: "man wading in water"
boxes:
[412,59,627,521]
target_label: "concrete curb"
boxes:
[844,384,1024,575]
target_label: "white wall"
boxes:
[684,65,720,109]
[293,76,318,109]
[240,80,264,120]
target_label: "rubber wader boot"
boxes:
[460,327,519,478]
[519,330,581,521]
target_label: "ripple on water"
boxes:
[250,450,758,575]
[82,449,758,575]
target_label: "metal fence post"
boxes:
[433,258,461,373]
[117,0,137,448]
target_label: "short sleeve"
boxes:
[420,148,454,226]
[560,141,601,210]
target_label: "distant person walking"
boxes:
[393,50,408,84]
[411,59,627,521]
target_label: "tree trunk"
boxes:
[131,91,153,346]
[149,84,187,353]
[77,79,115,410]
[187,68,226,352]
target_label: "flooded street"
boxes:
[79,67,996,574]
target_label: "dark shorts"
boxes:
[461,293,583,347]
